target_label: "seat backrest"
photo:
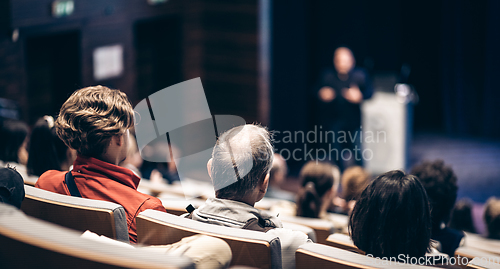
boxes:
[325,233,364,254]
[21,185,129,242]
[466,257,500,269]
[282,221,316,242]
[137,209,282,269]
[278,215,334,244]
[456,246,500,269]
[296,243,436,269]
[464,232,500,256]
[255,197,287,210]
[0,203,194,269]
[160,198,208,216]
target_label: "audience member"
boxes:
[0,119,30,179]
[264,153,295,201]
[27,116,76,176]
[0,166,25,209]
[35,86,167,243]
[484,197,500,240]
[335,165,370,214]
[186,124,310,269]
[411,160,464,257]
[296,161,339,219]
[449,198,476,234]
[349,170,431,259]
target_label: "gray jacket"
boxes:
[185,198,283,232]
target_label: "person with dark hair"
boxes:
[27,116,76,177]
[484,197,500,240]
[449,198,476,234]
[0,119,30,180]
[186,124,310,269]
[410,160,464,257]
[296,161,339,219]
[0,166,25,209]
[349,170,432,259]
[264,153,295,201]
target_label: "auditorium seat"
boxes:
[281,222,316,242]
[464,232,500,256]
[138,179,180,197]
[455,246,500,269]
[138,178,215,199]
[23,175,39,186]
[136,209,282,269]
[295,243,435,269]
[466,257,500,269]
[0,203,194,269]
[325,212,350,234]
[325,233,364,254]
[278,215,334,244]
[255,197,288,210]
[159,198,207,216]
[21,185,129,242]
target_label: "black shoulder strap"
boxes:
[65,171,82,197]
[186,204,196,213]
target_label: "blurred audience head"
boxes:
[55,86,134,161]
[210,124,273,204]
[269,153,288,187]
[28,116,76,176]
[484,197,500,240]
[449,198,476,233]
[410,160,458,229]
[341,165,370,202]
[0,165,25,209]
[350,170,431,258]
[0,119,29,164]
[333,47,355,75]
[296,161,340,218]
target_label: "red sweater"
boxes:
[35,155,166,243]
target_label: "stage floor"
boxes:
[410,133,500,204]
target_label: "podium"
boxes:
[361,89,414,175]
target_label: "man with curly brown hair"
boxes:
[410,159,464,257]
[35,86,167,243]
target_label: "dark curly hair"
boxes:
[55,86,134,158]
[349,170,431,258]
[410,160,458,229]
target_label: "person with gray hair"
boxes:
[187,124,279,231]
[186,124,310,269]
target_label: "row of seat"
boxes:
[17,185,500,268]
[0,203,193,269]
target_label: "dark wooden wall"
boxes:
[0,0,263,125]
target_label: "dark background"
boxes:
[271,0,500,137]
